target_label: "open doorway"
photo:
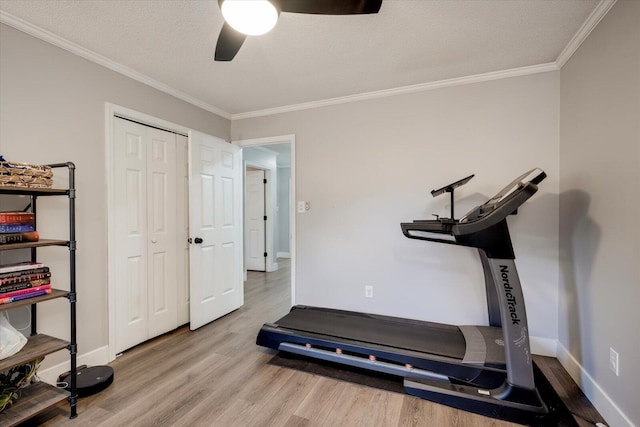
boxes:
[235,135,295,307]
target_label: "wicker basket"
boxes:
[0,161,53,188]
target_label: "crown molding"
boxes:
[231,62,559,120]
[0,10,232,120]
[3,1,616,123]
[556,0,617,68]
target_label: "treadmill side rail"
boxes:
[279,342,450,382]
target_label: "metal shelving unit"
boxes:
[0,162,77,425]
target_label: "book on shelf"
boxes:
[0,284,52,300]
[1,278,51,294]
[0,223,35,233]
[0,272,51,286]
[0,261,45,274]
[0,231,39,245]
[0,211,35,224]
[0,288,52,304]
[0,266,50,280]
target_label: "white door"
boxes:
[245,169,266,271]
[113,118,180,353]
[188,131,243,330]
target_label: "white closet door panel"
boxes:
[114,118,149,353]
[114,118,181,353]
[126,256,145,323]
[147,128,178,338]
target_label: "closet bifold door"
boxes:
[113,118,178,353]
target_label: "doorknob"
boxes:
[151,239,157,244]
[194,237,204,244]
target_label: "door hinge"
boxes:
[263,215,267,221]
[264,252,268,258]
[263,178,267,184]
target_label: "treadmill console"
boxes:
[459,168,546,224]
[401,168,546,253]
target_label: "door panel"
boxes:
[146,128,177,338]
[115,119,149,352]
[189,131,243,330]
[114,118,180,353]
[245,169,266,271]
[126,256,144,323]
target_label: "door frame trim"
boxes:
[233,135,296,307]
[104,103,191,362]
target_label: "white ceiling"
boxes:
[0,0,604,118]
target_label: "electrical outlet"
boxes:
[297,201,310,213]
[609,348,619,376]
[365,285,373,298]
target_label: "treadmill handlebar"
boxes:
[400,219,457,245]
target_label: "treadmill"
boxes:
[257,168,548,422]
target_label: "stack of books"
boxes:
[0,211,39,245]
[0,262,52,305]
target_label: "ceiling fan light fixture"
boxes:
[221,0,279,36]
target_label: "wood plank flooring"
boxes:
[20,259,605,426]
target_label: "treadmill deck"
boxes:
[272,305,467,360]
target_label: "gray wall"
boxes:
[0,23,230,367]
[232,72,561,352]
[559,1,639,425]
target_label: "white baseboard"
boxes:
[277,252,291,259]
[530,336,557,357]
[37,345,110,385]
[557,342,634,427]
[267,262,278,272]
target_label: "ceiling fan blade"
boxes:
[277,0,382,15]
[214,22,247,61]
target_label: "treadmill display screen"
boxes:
[460,168,545,222]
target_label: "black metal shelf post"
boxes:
[52,162,78,419]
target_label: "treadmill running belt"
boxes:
[274,306,466,359]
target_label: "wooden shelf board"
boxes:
[0,289,69,312]
[0,334,69,371]
[0,239,69,250]
[0,382,69,427]
[0,186,68,196]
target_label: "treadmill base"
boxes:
[403,362,571,426]
[275,342,551,424]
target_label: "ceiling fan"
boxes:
[215,0,383,61]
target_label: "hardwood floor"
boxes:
[21,259,605,426]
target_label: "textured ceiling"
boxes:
[0,0,601,117]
